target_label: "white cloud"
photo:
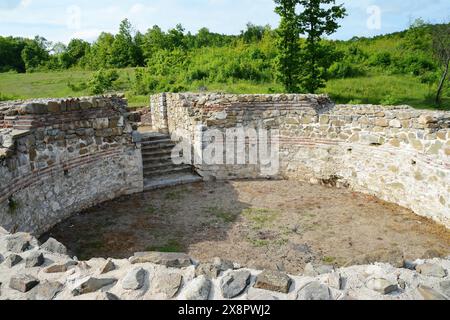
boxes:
[20,0,32,8]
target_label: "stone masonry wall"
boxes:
[151,93,450,228]
[0,96,144,235]
[1,229,449,300]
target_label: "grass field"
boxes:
[0,69,449,110]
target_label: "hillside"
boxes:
[0,22,449,109]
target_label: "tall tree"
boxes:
[274,0,346,93]
[274,0,302,93]
[21,36,50,71]
[111,19,141,68]
[0,36,27,72]
[88,32,115,69]
[297,0,346,93]
[432,23,450,105]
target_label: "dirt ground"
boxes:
[42,180,450,274]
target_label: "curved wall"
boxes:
[0,96,143,235]
[152,93,450,228]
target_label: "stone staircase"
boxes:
[141,132,202,190]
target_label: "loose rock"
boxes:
[221,270,251,299]
[27,281,63,300]
[9,274,40,293]
[213,257,234,272]
[44,263,68,274]
[439,280,450,297]
[247,289,279,300]
[72,277,117,296]
[99,259,116,274]
[366,278,398,295]
[326,272,343,290]
[40,238,67,255]
[122,267,146,290]
[25,252,45,268]
[196,263,220,279]
[254,270,292,293]
[416,263,447,278]
[182,276,211,300]
[403,260,417,270]
[303,263,334,277]
[417,285,448,300]
[3,253,22,267]
[130,252,192,268]
[297,281,332,300]
[5,234,32,253]
[153,273,183,298]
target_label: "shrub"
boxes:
[394,55,436,76]
[381,94,401,106]
[67,80,88,92]
[87,69,120,94]
[0,92,16,101]
[368,52,392,67]
[328,61,365,79]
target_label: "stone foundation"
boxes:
[151,93,450,228]
[0,96,144,235]
[0,229,449,300]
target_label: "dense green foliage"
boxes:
[0,15,449,109]
[295,0,347,93]
[274,0,302,93]
[274,0,347,93]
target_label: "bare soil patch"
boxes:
[43,180,450,274]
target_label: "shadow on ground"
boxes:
[41,180,450,274]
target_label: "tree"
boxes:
[274,0,302,93]
[21,36,50,71]
[274,0,346,93]
[297,0,346,93]
[240,23,270,43]
[110,19,141,68]
[142,25,167,62]
[0,36,27,72]
[59,39,90,68]
[88,32,115,69]
[167,24,186,50]
[431,23,450,104]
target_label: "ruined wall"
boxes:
[152,93,450,228]
[0,96,143,235]
[0,229,449,301]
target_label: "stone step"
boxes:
[140,132,170,141]
[143,173,203,191]
[143,162,191,172]
[141,142,176,151]
[143,156,182,170]
[143,155,173,164]
[141,138,173,146]
[144,165,194,178]
[142,149,173,157]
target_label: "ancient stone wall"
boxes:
[0,230,449,300]
[0,96,144,235]
[152,93,450,228]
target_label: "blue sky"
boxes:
[0,0,449,43]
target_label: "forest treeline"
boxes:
[0,18,447,98]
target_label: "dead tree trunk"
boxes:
[436,58,449,104]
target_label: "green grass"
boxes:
[205,206,237,223]
[322,73,450,110]
[1,68,448,110]
[0,68,147,107]
[164,187,188,201]
[242,208,279,230]
[322,256,337,264]
[145,239,183,253]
